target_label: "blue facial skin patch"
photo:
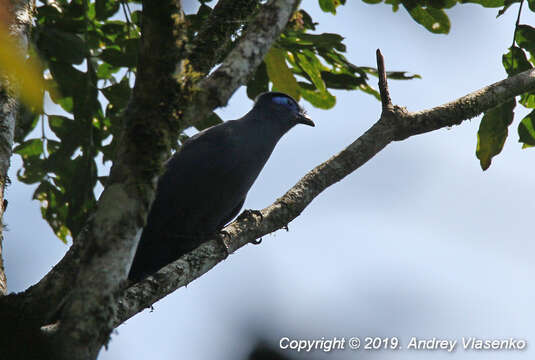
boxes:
[272,96,298,111]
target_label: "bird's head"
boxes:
[253,92,314,130]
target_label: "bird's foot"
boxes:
[219,229,231,241]
[277,201,290,231]
[250,237,262,245]
[236,209,263,222]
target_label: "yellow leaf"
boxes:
[0,26,45,112]
[264,47,300,101]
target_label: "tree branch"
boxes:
[188,0,260,75]
[19,0,299,308]
[13,0,299,330]
[0,0,34,296]
[112,66,535,325]
[181,0,299,127]
[43,1,188,359]
[0,0,316,358]
[376,49,392,111]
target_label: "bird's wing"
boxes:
[217,196,245,229]
[144,121,245,235]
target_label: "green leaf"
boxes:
[296,50,328,92]
[386,71,422,80]
[280,32,346,52]
[298,33,346,51]
[99,48,137,68]
[15,143,47,184]
[48,61,86,97]
[319,0,337,14]
[95,0,120,21]
[300,87,336,109]
[195,112,223,131]
[403,3,451,34]
[459,0,505,7]
[96,62,120,79]
[298,10,316,30]
[429,0,458,9]
[359,83,381,100]
[515,25,535,57]
[518,109,535,147]
[361,67,422,80]
[320,71,365,89]
[49,115,74,140]
[186,4,212,34]
[265,47,300,100]
[37,27,87,64]
[101,77,132,110]
[15,105,40,143]
[497,0,520,17]
[57,97,74,114]
[14,138,43,158]
[63,155,97,237]
[33,180,70,243]
[385,0,401,11]
[363,0,383,3]
[476,99,516,170]
[519,91,535,108]
[529,0,535,11]
[246,62,269,100]
[37,4,62,19]
[502,46,532,76]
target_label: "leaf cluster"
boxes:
[12,0,421,242]
[475,1,535,169]
[14,0,140,241]
[19,0,534,241]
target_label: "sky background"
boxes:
[4,1,535,359]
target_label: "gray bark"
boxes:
[1,1,534,359]
[111,67,535,326]
[0,0,34,296]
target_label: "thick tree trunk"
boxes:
[0,0,34,295]
[0,1,45,359]
[1,1,534,359]
[0,93,13,296]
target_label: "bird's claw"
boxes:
[218,230,232,257]
[250,237,262,245]
[219,230,231,241]
[237,209,263,222]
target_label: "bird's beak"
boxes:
[296,112,314,127]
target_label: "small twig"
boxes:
[112,67,535,327]
[121,1,133,37]
[512,0,524,48]
[376,49,392,110]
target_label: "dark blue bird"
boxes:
[128,92,314,281]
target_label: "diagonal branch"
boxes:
[6,0,303,344]
[19,0,300,310]
[39,1,189,359]
[112,66,535,326]
[188,0,260,75]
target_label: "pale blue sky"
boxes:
[4,1,535,359]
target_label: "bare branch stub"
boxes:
[376,49,393,111]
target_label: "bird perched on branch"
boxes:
[128,92,314,282]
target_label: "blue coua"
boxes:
[128,92,314,281]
